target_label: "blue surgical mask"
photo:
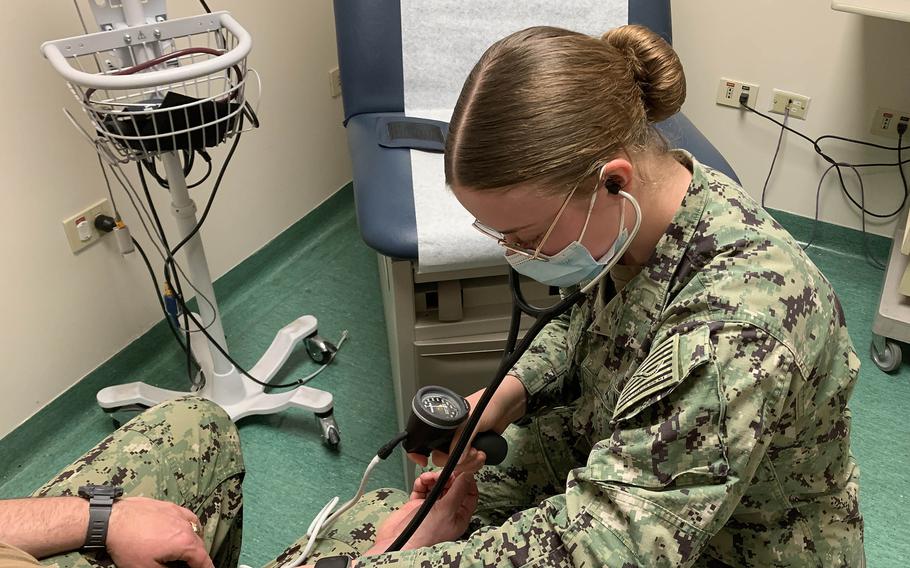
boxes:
[506,193,634,288]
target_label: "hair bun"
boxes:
[601,25,686,123]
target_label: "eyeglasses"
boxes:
[472,185,578,261]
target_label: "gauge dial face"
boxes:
[420,393,463,421]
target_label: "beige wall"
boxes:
[4,1,908,438]
[673,0,910,237]
[0,1,351,437]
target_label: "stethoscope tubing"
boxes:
[384,271,583,551]
[385,190,639,552]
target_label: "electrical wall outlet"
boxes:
[871,106,910,139]
[329,67,342,98]
[716,77,759,108]
[62,198,115,254]
[770,89,811,120]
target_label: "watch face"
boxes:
[79,484,124,498]
[315,556,350,568]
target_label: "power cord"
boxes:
[136,163,195,382]
[99,157,219,333]
[152,123,243,339]
[283,432,409,568]
[761,104,790,208]
[848,162,887,269]
[94,214,193,359]
[79,0,265,388]
[898,123,909,205]
[135,120,345,389]
[142,150,213,190]
[739,92,906,268]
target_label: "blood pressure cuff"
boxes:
[377,116,448,153]
[98,91,241,153]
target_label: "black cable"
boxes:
[199,0,213,13]
[141,150,210,189]
[898,130,909,210]
[377,432,409,460]
[137,163,195,384]
[761,106,789,208]
[184,149,195,175]
[741,102,819,148]
[834,161,907,218]
[167,294,337,389]
[166,127,243,265]
[817,133,910,152]
[385,283,585,552]
[138,146,254,388]
[141,158,169,188]
[800,164,837,251]
[138,121,324,389]
[104,158,219,334]
[849,157,910,168]
[795,162,885,270]
[741,101,906,269]
[741,102,910,168]
[850,164,887,269]
[187,154,213,189]
[131,237,192,356]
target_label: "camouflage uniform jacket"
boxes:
[357,152,864,567]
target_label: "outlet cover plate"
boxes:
[771,89,811,120]
[871,106,910,139]
[62,198,114,254]
[716,77,759,108]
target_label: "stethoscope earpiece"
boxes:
[605,177,622,195]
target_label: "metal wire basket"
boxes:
[41,11,257,162]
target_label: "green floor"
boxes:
[1,186,908,567]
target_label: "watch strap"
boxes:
[78,485,122,550]
[84,494,115,549]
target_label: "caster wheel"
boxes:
[317,412,341,450]
[306,334,338,365]
[325,426,341,449]
[871,340,902,373]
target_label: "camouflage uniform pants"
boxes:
[267,406,587,567]
[33,397,245,568]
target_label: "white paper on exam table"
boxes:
[401,0,628,274]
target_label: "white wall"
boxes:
[5,1,907,438]
[673,0,910,237]
[0,1,352,437]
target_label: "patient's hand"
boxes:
[107,497,213,568]
[370,471,478,552]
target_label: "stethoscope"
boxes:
[286,188,641,565]
[382,187,642,552]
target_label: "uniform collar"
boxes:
[638,150,711,310]
[590,150,711,353]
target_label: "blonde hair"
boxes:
[444,25,686,196]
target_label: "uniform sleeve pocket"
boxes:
[612,325,713,423]
[583,325,730,494]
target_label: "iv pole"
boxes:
[42,0,341,446]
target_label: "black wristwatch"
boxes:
[77,484,123,550]
[314,556,351,568]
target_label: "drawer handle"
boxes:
[419,348,503,357]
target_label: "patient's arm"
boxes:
[362,471,478,560]
[0,497,88,558]
[0,496,213,568]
